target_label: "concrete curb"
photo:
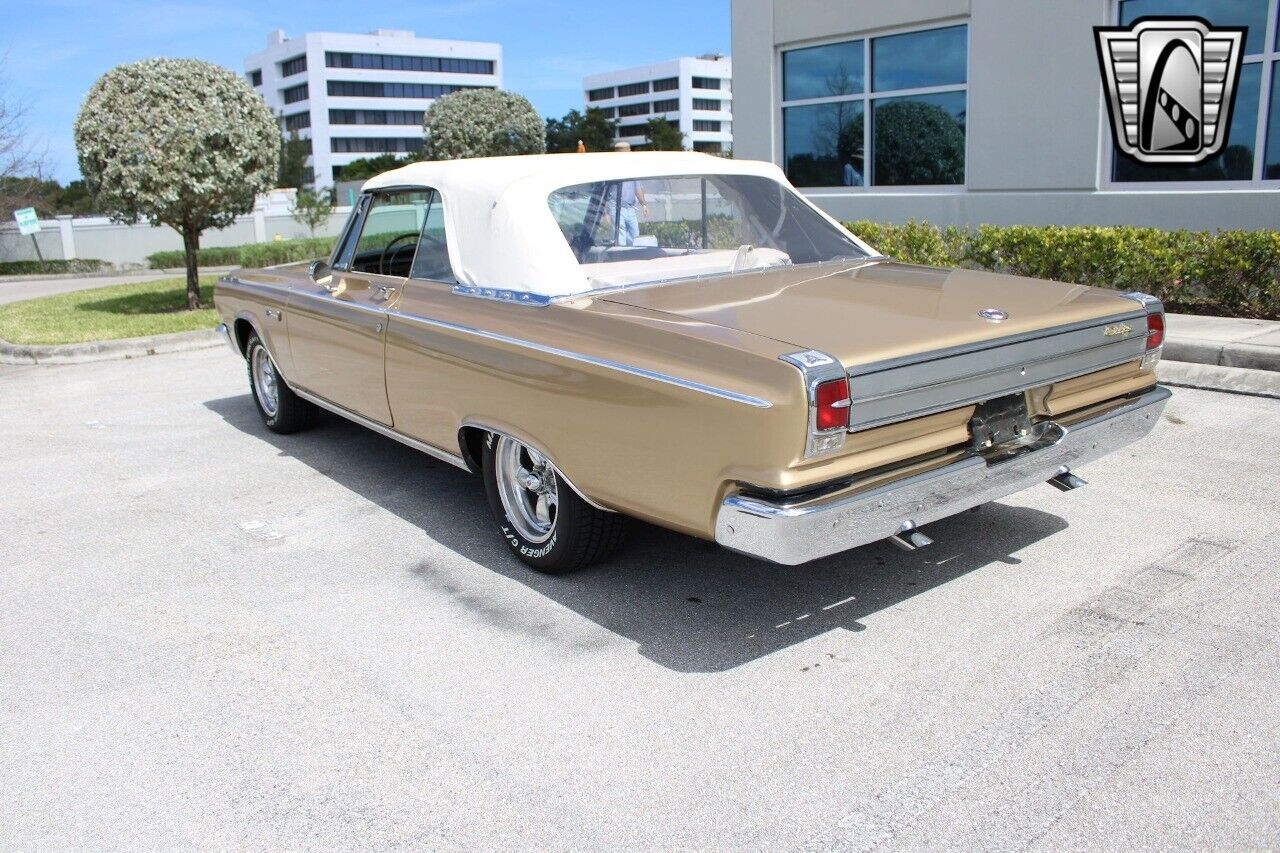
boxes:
[1157,360,1280,399]
[0,328,222,366]
[1164,339,1280,372]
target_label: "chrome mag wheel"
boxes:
[494,436,559,543]
[250,344,280,418]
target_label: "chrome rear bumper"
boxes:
[715,386,1171,565]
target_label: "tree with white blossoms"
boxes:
[75,59,279,309]
[423,89,545,161]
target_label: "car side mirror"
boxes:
[308,260,331,282]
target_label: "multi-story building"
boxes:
[244,29,502,188]
[732,0,1279,229]
[583,56,733,152]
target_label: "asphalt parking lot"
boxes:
[2,348,1278,850]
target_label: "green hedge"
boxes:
[0,258,108,276]
[238,237,335,268]
[146,237,336,270]
[847,221,1280,320]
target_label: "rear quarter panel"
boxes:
[385,282,810,539]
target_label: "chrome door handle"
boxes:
[376,285,396,299]
[320,283,338,293]
[264,308,282,320]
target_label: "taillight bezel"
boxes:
[781,349,849,458]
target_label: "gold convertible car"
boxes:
[215,152,1169,572]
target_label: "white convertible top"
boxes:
[361,152,856,297]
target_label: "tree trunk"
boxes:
[182,226,201,310]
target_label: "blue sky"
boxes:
[3,0,730,183]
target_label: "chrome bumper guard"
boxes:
[715,386,1171,565]
[215,323,237,355]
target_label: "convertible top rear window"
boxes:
[548,173,869,290]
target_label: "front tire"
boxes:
[245,332,316,434]
[482,433,627,573]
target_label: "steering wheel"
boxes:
[379,232,419,276]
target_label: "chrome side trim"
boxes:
[715,386,1171,565]
[459,420,614,512]
[389,312,773,409]
[451,285,553,306]
[292,386,470,471]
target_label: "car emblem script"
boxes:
[1104,323,1133,336]
[978,308,1009,322]
[1095,16,1247,165]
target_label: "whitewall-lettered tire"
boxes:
[482,432,627,573]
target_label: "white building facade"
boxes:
[244,29,502,188]
[583,56,733,152]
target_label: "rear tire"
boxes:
[245,332,316,434]
[482,432,627,573]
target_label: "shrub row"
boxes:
[846,221,1280,320]
[146,237,336,270]
[0,258,109,276]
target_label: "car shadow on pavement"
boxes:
[206,395,1068,673]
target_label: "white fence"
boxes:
[0,189,353,267]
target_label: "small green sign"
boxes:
[13,207,39,236]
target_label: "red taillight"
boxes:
[1146,312,1165,349]
[815,379,850,431]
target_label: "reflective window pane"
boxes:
[872,25,967,92]
[1114,61,1261,181]
[1264,63,1280,179]
[1120,0,1269,55]
[871,91,966,185]
[783,40,864,101]
[784,102,866,187]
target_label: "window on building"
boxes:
[694,120,722,132]
[283,111,311,131]
[587,86,615,101]
[653,77,679,92]
[327,80,487,99]
[780,24,967,187]
[329,109,426,125]
[617,123,650,137]
[597,106,616,118]
[280,55,307,77]
[282,83,309,104]
[618,82,650,97]
[302,167,315,185]
[1112,0,1280,184]
[325,52,493,74]
[331,137,425,154]
[693,141,723,153]
[247,69,262,87]
[653,98,680,112]
[692,76,721,89]
[692,98,722,111]
[1267,63,1280,178]
[619,102,651,117]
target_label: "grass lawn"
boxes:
[0,276,220,345]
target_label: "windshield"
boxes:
[547,173,870,290]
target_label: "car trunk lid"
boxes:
[599,261,1152,430]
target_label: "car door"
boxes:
[288,189,432,425]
